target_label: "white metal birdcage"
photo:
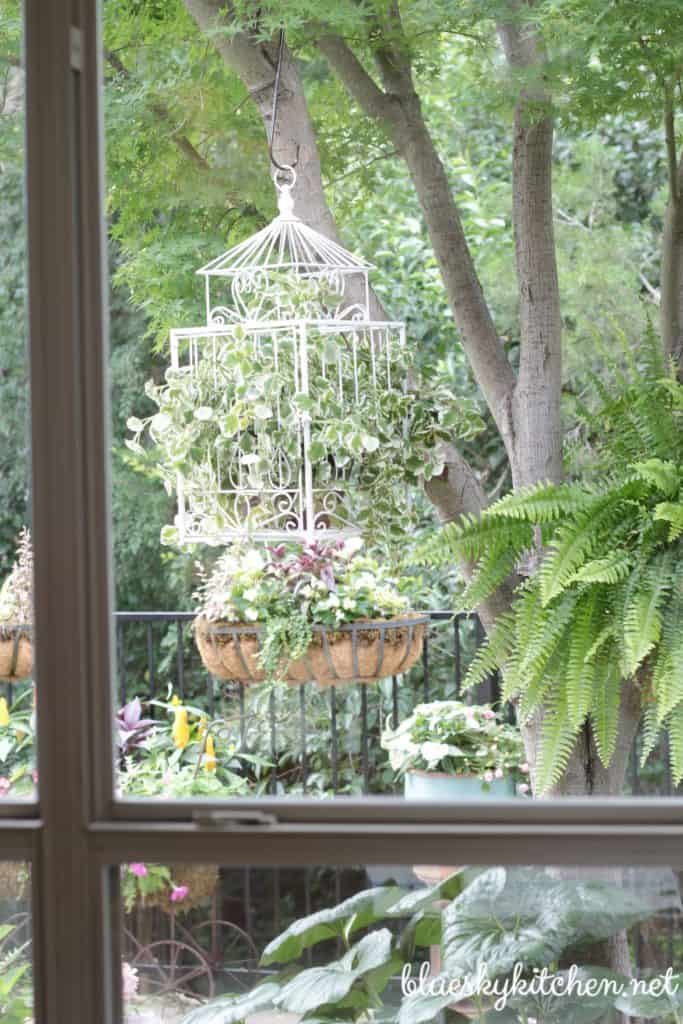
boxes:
[168,169,407,545]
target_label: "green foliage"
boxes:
[126,272,481,546]
[180,866,667,1024]
[441,365,683,791]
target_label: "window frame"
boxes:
[1,1,682,1021]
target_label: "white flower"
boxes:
[483,771,494,783]
[244,607,259,621]
[420,741,451,765]
[342,598,356,610]
[243,586,259,602]
[342,536,364,557]
[242,549,265,572]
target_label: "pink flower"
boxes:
[482,709,495,720]
[483,771,494,784]
[518,783,530,795]
[129,862,147,878]
[121,961,139,1000]
[494,768,504,779]
[170,885,189,903]
[32,770,39,785]
[520,762,530,774]
[0,778,11,797]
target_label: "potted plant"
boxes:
[382,700,528,800]
[115,694,268,799]
[0,530,33,683]
[122,862,219,915]
[193,539,428,686]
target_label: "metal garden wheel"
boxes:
[130,938,215,1000]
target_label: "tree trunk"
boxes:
[661,87,683,376]
[661,181,683,376]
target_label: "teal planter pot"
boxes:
[405,769,514,800]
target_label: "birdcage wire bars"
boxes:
[168,168,407,545]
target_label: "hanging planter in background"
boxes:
[0,529,33,684]
[194,614,428,686]
[192,541,426,687]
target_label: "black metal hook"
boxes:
[268,28,299,174]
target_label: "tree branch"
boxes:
[316,35,395,122]
[318,33,517,444]
[665,83,679,205]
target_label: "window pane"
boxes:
[0,857,33,1020]
[116,861,683,1023]
[0,0,36,803]
[102,2,683,807]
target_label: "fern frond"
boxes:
[444,513,530,563]
[653,500,683,542]
[639,703,660,768]
[535,693,580,794]
[622,552,673,676]
[632,459,680,496]
[485,481,591,523]
[565,590,601,728]
[537,496,621,605]
[462,613,516,694]
[458,530,530,611]
[590,653,621,767]
[571,552,633,585]
[668,703,683,787]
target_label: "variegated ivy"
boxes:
[126,275,483,544]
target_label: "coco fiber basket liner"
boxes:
[0,628,32,683]
[133,864,219,913]
[194,613,429,686]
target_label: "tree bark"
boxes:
[497,3,563,488]
[661,89,683,376]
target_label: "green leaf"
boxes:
[615,972,683,1019]
[260,887,405,966]
[386,868,465,917]
[179,980,282,1023]
[275,930,395,1015]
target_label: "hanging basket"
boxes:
[132,864,219,914]
[0,861,30,901]
[194,613,429,686]
[0,628,32,683]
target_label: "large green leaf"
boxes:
[179,979,281,1024]
[275,930,395,1015]
[615,972,683,1019]
[505,968,626,1024]
[261,886,404,966]
[386,868,466,917]
[442,868,654,981]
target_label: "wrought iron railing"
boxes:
[113,609,679,799]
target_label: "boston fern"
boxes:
[433,368,683,793]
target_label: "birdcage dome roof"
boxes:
[196,170,374,280]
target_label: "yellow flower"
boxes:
[0,699,9,727]
[171,695,181,706]
[172,708,190,749]
[204,735,217,773]
[197,717,207,740]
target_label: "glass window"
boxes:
[116,860,683,1023]
[100,0,683,812]
[0,0,36,807]
[0,857,33,1022]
